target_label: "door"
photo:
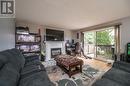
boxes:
[84,31,96,58]
[96,27,115,60]
[84,26,117,60]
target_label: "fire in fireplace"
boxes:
[51,48,61,58]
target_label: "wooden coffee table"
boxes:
[55,55,83,77]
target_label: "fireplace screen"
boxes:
[51,48,61,58]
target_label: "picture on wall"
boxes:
[77,33,79,39]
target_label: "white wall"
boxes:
[16,21,44,33]
[72,31,81,43]
[45,27,72,60]
[120,17,130,53]
[16,21,73,61]
[0,18,15,51]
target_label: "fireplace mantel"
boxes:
[45,41,65,61]
[51,48,61,58]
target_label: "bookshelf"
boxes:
[15,27,41,56]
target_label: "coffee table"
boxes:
[54,55,83,77]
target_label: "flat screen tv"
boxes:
[46,29,64,41]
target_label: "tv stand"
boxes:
[126,55,130,62]
[126,43,130,62]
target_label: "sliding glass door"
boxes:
[84,26,117,60]
[84,31,95,58]
[96,27,115,60]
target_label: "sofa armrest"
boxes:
[113,61,130,73]
[92,78,123,86]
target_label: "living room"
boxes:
[0,0,130,86]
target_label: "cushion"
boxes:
[0,48,25,72]
[24,60,41,67]
[113,61,130,73]
[92,78,123,86]
[103,68,130,86]
[19,71,54,86]
[0,63,20,86]
[25,55,40,63]
[8,48,25,68]
[21,64,45,76]
[21,64,46,78]
[0,54,8,69]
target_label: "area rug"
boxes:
[46,65,105,86]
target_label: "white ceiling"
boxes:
[16,0,130,30]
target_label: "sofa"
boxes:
[92,61,130,86]
[0,48,54,86]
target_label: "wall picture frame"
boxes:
[77,33,79,39]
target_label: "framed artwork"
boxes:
[77,33,79,39]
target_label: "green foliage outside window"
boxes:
[84,28,114,45]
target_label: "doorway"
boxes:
[84,26,116,60]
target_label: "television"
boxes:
[46,29,64,41]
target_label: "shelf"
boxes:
[22,51,40,54]
[16,42,41,45]
[15,27,41,56]
[16,33,40,36]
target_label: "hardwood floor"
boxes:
[79,57,111,72]
[47,57,111,83]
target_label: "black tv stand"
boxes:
[126,55,130,62]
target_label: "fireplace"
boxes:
[51,48,61,58]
